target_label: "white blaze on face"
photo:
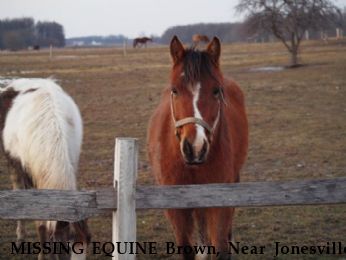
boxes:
[191,82,208,155]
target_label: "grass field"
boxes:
[0,39,345,259]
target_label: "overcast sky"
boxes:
[0,0,245,38]
[1,0,345,38]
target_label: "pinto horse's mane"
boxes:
[181,48,220,85]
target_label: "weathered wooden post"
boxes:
[123,39,127,57]
[336,28,343,39]
[49,44,53,60]
[113,138,138,260]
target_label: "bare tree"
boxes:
[237,0,341,67]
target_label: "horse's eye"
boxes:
[171,88,178,96]
[213,88,221,97]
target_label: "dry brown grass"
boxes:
[0,39,345,259]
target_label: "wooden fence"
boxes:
[1,138,346,259]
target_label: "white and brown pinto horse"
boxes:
[0,79,90,260]
[148,36,248,259]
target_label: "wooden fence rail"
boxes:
[1,178,346,222]
[0,138,346,260]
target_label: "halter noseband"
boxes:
[170,92,221,134]
[174,117,212,133]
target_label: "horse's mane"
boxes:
[182,48,217,84]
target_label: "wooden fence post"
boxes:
[123,39,127,57]
[49,44,53,60]
[113,138,138,260]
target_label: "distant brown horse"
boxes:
[192,34,210,47]
[133,37,152,48]
[148,36,248,259]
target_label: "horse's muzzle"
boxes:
[181,138,208,165]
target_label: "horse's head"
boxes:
[169,35,224,165]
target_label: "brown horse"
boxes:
[192,34,210,47]
[133,37,153,48]
[147,36,248,259]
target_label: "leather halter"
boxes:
[175,117,212,133]
[170,92,220,134]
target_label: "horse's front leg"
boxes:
[165,209,195,260]
[35,221,51,260]
[207,207,235,260]
[53,221,70,260]
[9,166,26,242]
[194,209,209,260]
[70,220,91,260]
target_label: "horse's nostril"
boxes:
[199,140,208,161]
[182,139,208,164]
[183,139,194,162]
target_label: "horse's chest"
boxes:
[158,163,233,185]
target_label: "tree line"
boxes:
[159,0,344,67]
[160,15,344,46]
[159,23,245,44]
[0,18,65,51]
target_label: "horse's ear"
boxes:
[170,36,185,64]
[206,37,221,65]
